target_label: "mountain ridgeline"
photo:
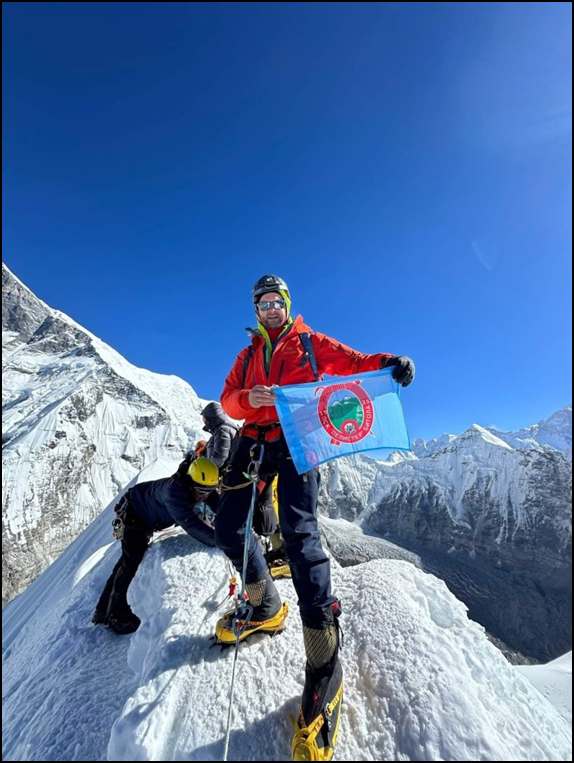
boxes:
[2,263,206,603]
[318,422,571,661]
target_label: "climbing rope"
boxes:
[222,442,265,762]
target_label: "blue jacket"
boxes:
[127,476,217,547]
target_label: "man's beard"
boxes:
[264,315,285,328]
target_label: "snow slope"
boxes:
[2,263,207,602]
[2,463,571,762]
[517,653,572,727]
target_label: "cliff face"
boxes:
[318,423,571,660]
[2,264,206,603]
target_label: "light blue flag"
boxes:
[274,367,411,474]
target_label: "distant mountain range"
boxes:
[412,407,572,460]
[318,414,571,660]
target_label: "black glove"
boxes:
[175,452,194,479]
[386,355,415,387]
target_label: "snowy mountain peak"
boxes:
[492,406,573,458]
[2,262,52,345]
[2,265,208,603]
[321,414,571,661]
[413,406,572,460]
[466,423,514,450]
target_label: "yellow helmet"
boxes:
[187,457,219,487]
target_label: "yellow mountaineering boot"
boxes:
[265,541,292,580]
[292,604,343,761]
[215,575,288,645]
[269,557,292,580]
[264,517,292,579]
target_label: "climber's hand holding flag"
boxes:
[386,355,416,387]
[248,385,276,407]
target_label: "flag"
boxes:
[274,367,411,474]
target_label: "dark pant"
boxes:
[95,512,152,619]
[253,479,279,537]
[215,435,336,625]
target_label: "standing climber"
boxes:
[214,274,415,760]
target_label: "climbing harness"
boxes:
[111,495,129,540]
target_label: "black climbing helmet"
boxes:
[252,274,290,304]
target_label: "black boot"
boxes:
[292,602,343,761]
[91,607,108,626]
[106,610,141,635]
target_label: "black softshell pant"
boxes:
[215,435,336,626]
[95,512,152,619]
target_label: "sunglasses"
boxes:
[258,299,285,311]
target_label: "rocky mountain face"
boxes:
[318,422,572,661]
[2,264,206,604]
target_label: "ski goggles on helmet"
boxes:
[258,299,285,311]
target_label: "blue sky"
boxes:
[3,2,571,440]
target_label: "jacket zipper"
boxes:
[268,328,293,383]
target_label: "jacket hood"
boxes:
[200,402,236,432]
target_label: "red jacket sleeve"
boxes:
[313,331,396,376]
[220,347,255,420]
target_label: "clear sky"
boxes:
[3,2,572,440]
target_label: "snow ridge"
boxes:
[2,460,571,761]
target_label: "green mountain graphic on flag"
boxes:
[328,395,363,431]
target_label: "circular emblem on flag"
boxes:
[316,381,374,444]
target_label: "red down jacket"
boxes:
[220,315,396,427]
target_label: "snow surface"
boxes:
[3,463,571,762]
[517,653,572,727]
